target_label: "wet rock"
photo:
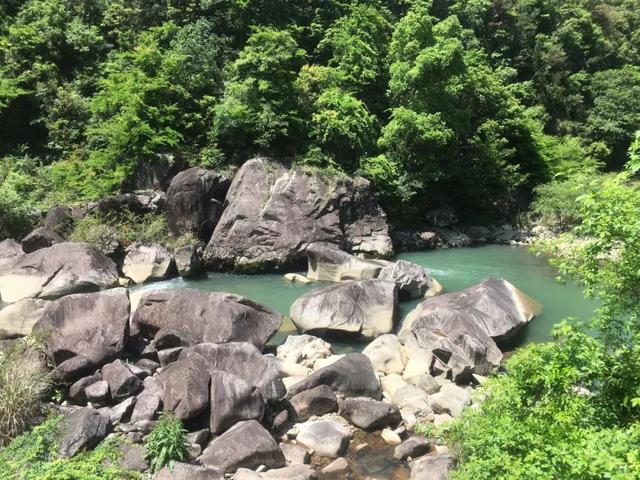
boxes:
[429,383,471,418]
[21,227,65,253]
[0,298,48,339]
[165,166,230,239]
[305,243,389,282]
[160,354,210,420]
[287,353,381,400]
[182,342,285,400]
[280,443,311,465]
[174,245,202,277]
[132,289,282,350]
[203,158,393,272]
[339,398,401,430]
[394,437,430,461]
[0,242,119,303]
[289,385,338,421]
[200,420,286,472]
[210,370,265,434]
[101,360,142,402]
[276,335,333,369]
[123,244,174,284]
[378,260,442,300]
[362,334,406,375]
[409,453,455,480]
[57,408,110,458]
[155,462,224,480]
[296,420,352,458]
[35,288,130,378]
[290,280,398,339]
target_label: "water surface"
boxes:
[131,245,598,347]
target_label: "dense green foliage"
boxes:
[0,416,139,480]
[143,412,188,473]
[2,0,639,228]
[451,171,640,478]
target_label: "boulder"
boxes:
[276,335,333,369]
[68,374,102,404]
[123,244,174,284]
[102,360,143,402]
[131,376,162,422]
[95,194,146,216]
[132,289,282,350]
[305,243,389,282]
[35,288,130,374]
[394,437,430,461]
[429,383,471,418]
[402,277,541,343]
[57,408,110,458]
[339,398,401,430]
[391,385,431,414]
[53,356,96,383]
[321,458,349,476]
[159,354,210,420]
[174,245,202,277]
[165,166,230,239]
[287,353,381,400]
[289,385,338,421]
[21,227,64,253]
[0,242,119,303]
[155,462,224,480]
[409,453,455,480]
[85,380,110,404]
[209,370,265,434]
[280,443,311,465]
[261,465,317,480]
[200,420,286,472]
[202,158,392,272]
[0,298,48,339]
[0,239,23,269]
[182,342,285,400]
[377,260,442,300]
[295,420,352,458]
[362,334,406,375]
[44,206,74,234]
[290,280,398,339]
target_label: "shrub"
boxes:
[144,412,188,473]
[0,336,51,446]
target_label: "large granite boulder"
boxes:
[202,158,393,272]
[290,280,398,339]
[378,260,443,300]
[132,289,282,350]
[0,242,119,303]
[209,370,265,434]
[123,244,174,284]
[287,353,381,400]
[21,227,65,253]
[181,342,285,400]
[174,245,202,277]
[159,354,211,420]
[362,334,406,375]
[289,384,338,421]
[57,408,110,458]
[0,298,48,339]
[276,334,333,369]
[402,277,541,343]
[34,288,130,377]
[199,420,286,472]
[305,243,390,282]
[165,167,231,239]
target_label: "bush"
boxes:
[0,336,51,446]
[144,412,188,473]
[0,416,140,480]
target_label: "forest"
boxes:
[1,0,640,479]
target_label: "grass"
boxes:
[144,412,189,473]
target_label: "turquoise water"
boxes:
[131,245,598,348]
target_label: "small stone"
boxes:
[85,380,109,404]
[289,385,338,421]
[394,436,430,460]
[101,360,142,402]
[280,442,311,465]
[321,457,349,475]
[296,420,352,458]
[381,428,402,446]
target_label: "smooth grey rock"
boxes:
[287,353,381,400]
[132,289,282,350]
[276,334,333,369]
[210,370,265,434]
[182,342,285,400]
[321,458,349,475]
[174,245,202,277]
[53,356,96,383]
[409,453,455,480]
[429,383,471,418]
[0,298,48,339]
[130,376,162,422]
[378,260,442,300]
[102,397,136,424]
[68,374,102,404]
[203,158,393,272]
[280,443,311,465]
[35,288,129,377]
[102,360,142,402]
[165,166,230,239]
[158,347,182,367]
[0,239,23,269]
[339,398,401,430]
[0,242,119,303]
[296,420,352,458]
[57,408,110,458]
[261,465,317,480]
[362,334,406,375]
[305,243,389,282]
[394,437,430,461]
[289,385,338,421]
[21,227,64,253]
[85,380,109,403]
[155,462,224,480]
[159,354,210,420]
[290,280,398,339]
[123,243,174,284]
[187,428,211,447]
[200,420,286,472]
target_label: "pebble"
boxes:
[381,428,402,446]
